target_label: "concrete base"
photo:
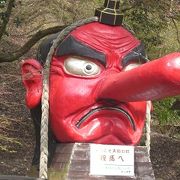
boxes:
[49,143,155,180]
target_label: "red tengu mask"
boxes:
[21,22,180,145]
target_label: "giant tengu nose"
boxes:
[97,53,180,102]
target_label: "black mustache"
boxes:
[75,106,136,131]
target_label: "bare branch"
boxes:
[0,25,66,63]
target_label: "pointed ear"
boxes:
[21,59,43,109]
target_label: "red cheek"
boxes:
[49,57,106,119]
[49,74,101,119]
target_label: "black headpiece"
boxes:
[95,0,123,26]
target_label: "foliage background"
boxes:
[0,0,179,126]
[0,1,179,178]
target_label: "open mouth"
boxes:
[75,106,136,131]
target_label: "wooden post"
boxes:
[49,143,155,180]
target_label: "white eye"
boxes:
[64,57,101,76]
[123,63,140,71]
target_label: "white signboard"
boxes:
[90,144,134,177]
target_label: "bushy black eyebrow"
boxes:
[122,43,148,67]
[55,36,106,65]
[36,33,106,66]
[37,33,146,68]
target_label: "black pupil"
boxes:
[86,64,92,71]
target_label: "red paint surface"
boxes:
[70,22,140,60]
[21,22,180,145]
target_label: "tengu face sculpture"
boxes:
[49,23,148,145]
[22,22,147,145]
[21,21,180,145]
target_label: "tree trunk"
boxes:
[0,25,66,63]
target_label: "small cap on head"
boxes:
[95,0,123,26]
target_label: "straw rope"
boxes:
[39,17,98,179]
[39,15,151,179]
[145,101,152,157]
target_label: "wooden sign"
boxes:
[49,143,155,180]
[90,144,134,176]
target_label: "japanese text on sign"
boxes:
[90,144,134,177]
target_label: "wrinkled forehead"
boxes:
[37,22,146,66]
[69,22,140,57]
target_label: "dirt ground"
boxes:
[0,61,180,180]
[0,61,34,176]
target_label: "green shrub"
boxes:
[153,97,180,126]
